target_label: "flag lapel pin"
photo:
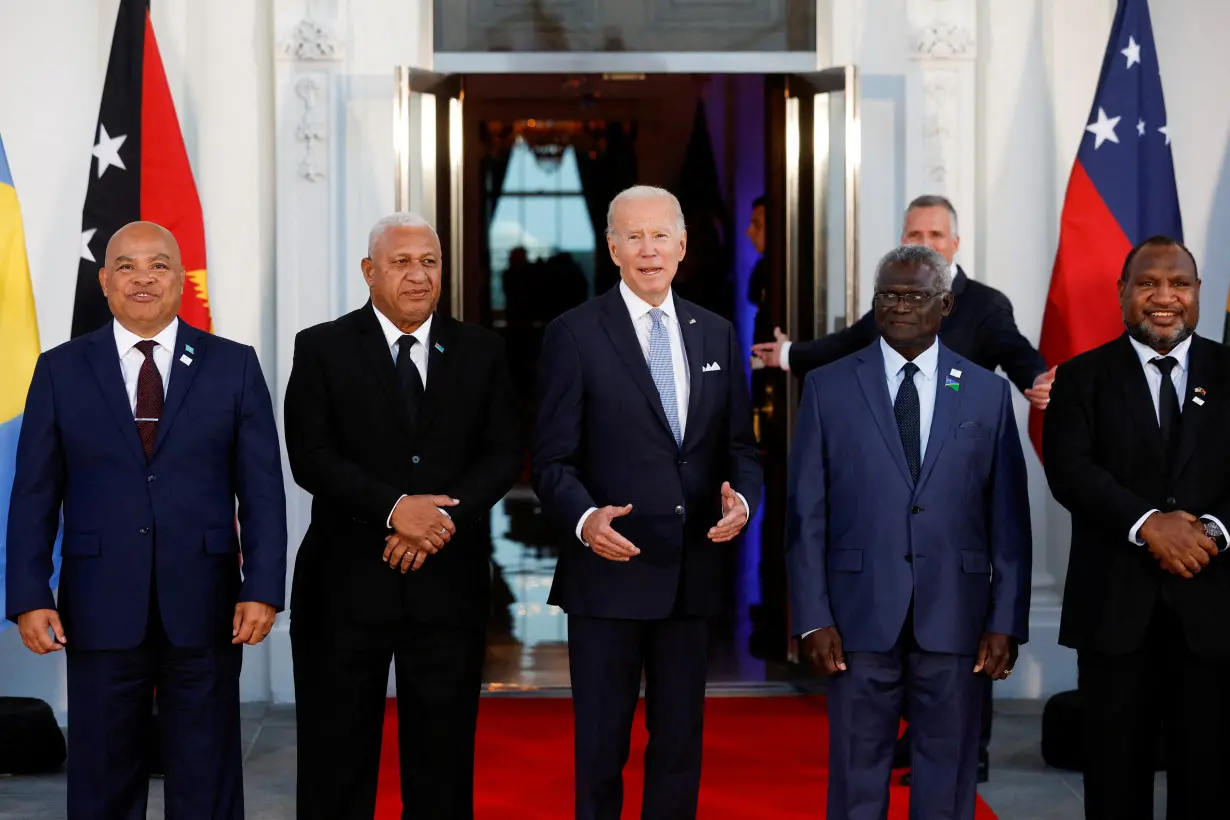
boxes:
[184,344,195,354]
[434,342,445,354]
[180,354,193,366]
[945,368,961,391]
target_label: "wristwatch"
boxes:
[1203,519,1227,551]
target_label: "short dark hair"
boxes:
[1119,235,1199,281]
[751,195,765,210]
[905,195,958,236]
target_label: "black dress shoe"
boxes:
[897,754,988,787]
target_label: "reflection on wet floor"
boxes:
[482,487,798,691]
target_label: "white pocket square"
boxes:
[702,362,721,372]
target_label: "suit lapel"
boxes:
[1112,334,1166,468]
[675,299,706,449]
[151,322,205,458]
[352,304,415,441]
[1171,335,1214,482]
[598,288,675,441]
[85,324,148,467]
[854,344,913,488]
[417,314,458,435]
[916,345,963,493]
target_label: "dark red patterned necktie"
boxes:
[134,340,164,459]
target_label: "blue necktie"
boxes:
[648,308,682,446]
[895,361,921,483]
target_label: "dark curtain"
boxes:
[575,122,639,298]
[673,100,733,319]
[478,125,515,324]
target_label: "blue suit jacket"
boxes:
[533,286,763,619]
[786,341,1031,655]
[4,320,287,650]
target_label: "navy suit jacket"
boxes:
[786,341,1031,655]
[4,320,287,651]
[533,286,763,619]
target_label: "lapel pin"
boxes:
[1193,396,1206,406]
[434,342,445,353]
[689,318,697,325]
[944,376,960,392]
[180,354,193,366]
[1194,386,1206,395]
[949,368,963,379]
[184,344,195,354]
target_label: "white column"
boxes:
[270,0,346,703]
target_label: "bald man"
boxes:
[4,222,287,820]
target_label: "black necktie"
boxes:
[1152,356,1181,451]
[396,335,424,422]
[895,361,921,483]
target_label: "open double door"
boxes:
[392,65,861,672]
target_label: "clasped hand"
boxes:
[1140,511,1218,578]
[384,494,459,573]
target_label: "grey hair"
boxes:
[905,194,959,238]
[605,185,686,237]
[876,244,952,292]
[367,212,439,257]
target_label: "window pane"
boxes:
[489,194,596,313]
[501,138,584,194]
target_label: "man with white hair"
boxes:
[533,185,762,819]
[284,212,522,818]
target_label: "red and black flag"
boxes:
[71,0,210,338]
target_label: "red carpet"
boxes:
[375,696,998,819]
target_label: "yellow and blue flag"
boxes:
[1,134,57,630]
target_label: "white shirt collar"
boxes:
[619,280,676,322]
[1128,333,1192,373]
[113,317,179,357]
[373,303,433,352]
[880,336,940,381]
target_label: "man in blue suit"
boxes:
[5,221,287,820]
[786,244,1031,819]
[534,185,762,819]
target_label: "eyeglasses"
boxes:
[873,291,946,308]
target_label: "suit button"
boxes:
[412,456,421,464]
[147,475,156,483]
[905,554,914,563]
[911,505,923,514]
[675,505,684,516]
[1166,497,1176,506]
[139,527,150,535]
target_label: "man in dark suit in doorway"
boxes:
[284,212,522,819]
[533,185,762,820]
[1044,236,1230,820]
[753,193,1050,781]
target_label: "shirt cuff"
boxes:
[576,507,598,546]
[386,494,408,529]
[780,341,792,372]
[1201,515,1229,552]
[802,628,819,638]
[734,491,751,523]
[1128,509,1159,546]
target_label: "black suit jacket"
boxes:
[1044,333,1230,657]
[533,286,763,619]
[284,305,522,627]
[787,266,1047,393]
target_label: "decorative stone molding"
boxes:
[921,69,958,194]
[907,0,976,61]
[279,18,343,61]
[294,76,327,181]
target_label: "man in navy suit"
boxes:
[5,221,287,820]
[786,244,1031,819]
[533,185,762,820]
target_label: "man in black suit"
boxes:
[284,213,522,819]
[533,185,762,820]
[754,195,1049,780]
[1043,236,1230,820]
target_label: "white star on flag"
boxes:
[1086,107,1121,149]
[1121,36,1141,69]
[1137,119,1146,136]
[92,124,128,178]
[80,228,97,262]
[1158,124,1172,145]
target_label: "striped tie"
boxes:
[648,308,682,446]
[134,340,163,459]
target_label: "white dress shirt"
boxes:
[779,264,957,372]
[114,318,177,412]
[376,305,441,529]
[880,337,940,461]
[1123,334,1227,549]
[575,283,749,545]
